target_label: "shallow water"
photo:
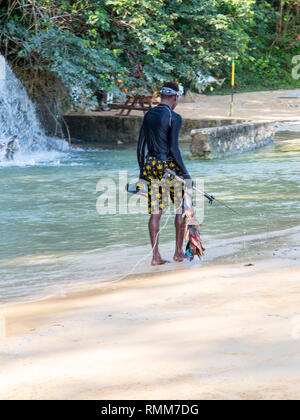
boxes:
[0,130,299,303]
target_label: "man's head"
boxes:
[160,82,180,110]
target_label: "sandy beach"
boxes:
[1,235,300,400]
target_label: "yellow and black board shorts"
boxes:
[142,155,184,214]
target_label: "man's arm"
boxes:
[137,121,146,178]
[169,114,191,179]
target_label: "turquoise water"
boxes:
[0,131,300,303]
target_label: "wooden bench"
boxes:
[108,95,160,115]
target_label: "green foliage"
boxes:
[211,0,300,93]
[0,0,299,107]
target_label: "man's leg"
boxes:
[174,213,187,262]
[171,177,187,262]
[149,212,169,265]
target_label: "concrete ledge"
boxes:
[190,121,276,159]
[63,113,246,145]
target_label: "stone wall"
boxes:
[190,122,276,159]
[62,113,246,145]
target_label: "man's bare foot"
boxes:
[173,251,188,262]
[151,255,170,266]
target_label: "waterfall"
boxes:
[0,55,69,164]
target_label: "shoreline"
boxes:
[1,223,300,309]
[1,222,300,309]
[1,236,300,399]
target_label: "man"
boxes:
[137,82,192,265]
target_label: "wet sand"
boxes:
[1,235,300,400]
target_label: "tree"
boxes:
[0,0,299,107]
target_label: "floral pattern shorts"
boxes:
[142,155,184,214]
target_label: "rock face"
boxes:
[11,64,69,140]
[190,122,276,159]
[34,96,66,139]
[0,138,20,160]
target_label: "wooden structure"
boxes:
[108,95,160,115]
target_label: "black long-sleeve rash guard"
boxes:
[137,103,191,179]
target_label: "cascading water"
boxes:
[0,55,69,164]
